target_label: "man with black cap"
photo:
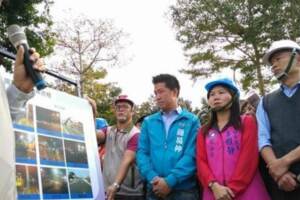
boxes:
[98,95,144,200]
[257,39,300,199]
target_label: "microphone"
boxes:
[7,24,47,90]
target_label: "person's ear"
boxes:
[173,88,179,97]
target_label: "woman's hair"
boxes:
[203,85,241,135]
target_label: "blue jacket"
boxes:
[137,109,200,190]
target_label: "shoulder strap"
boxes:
[127,126,139,141]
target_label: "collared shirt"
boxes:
[256,82,300,150]
[162,107,182,137]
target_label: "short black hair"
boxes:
[135,115,147,125]
[152,74,180,96]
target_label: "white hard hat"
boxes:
[263,40,300,65]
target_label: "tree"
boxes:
[170,0,300,95]
[196,97,210,125]
[52,15,127,96]
[0,0,55,70]
[53,67,122,125]
[135,95,158,122]
[178,97,193,112]
[134,96,194,123]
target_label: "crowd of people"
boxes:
[92,39,300,200]
[3,14,300,199]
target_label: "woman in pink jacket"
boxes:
[197,77,270,200]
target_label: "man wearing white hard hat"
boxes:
[257,39,300,199]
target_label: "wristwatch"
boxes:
[113,182,120,191]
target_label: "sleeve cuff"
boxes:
[259,143,272,151]
[146,171,158,183]
[7,84,34,108]
[165,174,177,188]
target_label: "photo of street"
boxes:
[13,104,34,130]
[15,131,36,163]
[38,135,65,166]
[16,165,39,197]
[62,116,84,140]
[36,106,61,136]
[40,167,69,198]
[64,140,88,168]
[68,169,93,198]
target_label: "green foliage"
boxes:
[0,0,55,70]
[54,67,122,125]
[171,0,300,95]
[83,68,121,125]
[134,96,195,123]
[178,97,193,112]
[134,95,158,123]
[197,97,210,125]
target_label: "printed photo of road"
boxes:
[14,104,34,130]
[40,167,69,196]
[15,131,36,163]
[38,135,65,166]
[36,106,61,136]
[16,165,39,196]
[64,140,88,167]
[68,169,93,198]
[62,116,84,140]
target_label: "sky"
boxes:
[50,0,209,108]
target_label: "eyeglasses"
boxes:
[115,104,131,111]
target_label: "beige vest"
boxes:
[103,125,144,196]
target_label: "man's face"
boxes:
[270,51,298,76]
[114,101,133,124]
[154,82,177,112]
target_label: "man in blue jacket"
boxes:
[137,74,200,200]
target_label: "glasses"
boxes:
[115,104,131,111]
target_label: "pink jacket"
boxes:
[197,115,270,200]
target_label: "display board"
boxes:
[3,76,105,200]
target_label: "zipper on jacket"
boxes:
[221,132,226,185]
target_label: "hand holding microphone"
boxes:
[13,46,45,93]
[7,24,46,91]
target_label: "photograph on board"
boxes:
[13,104,34,132]
[15,131,37,164]
[36,106,62,137]
[38,135,65,166]
[62,116,85,141]
[40,167,69,199]
[16,165,40,199]
[68,168,93,198]
[64,140,88,168]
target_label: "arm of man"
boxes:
[136,120,159,183]
[268,146,300,182]
[106,134,138,200]
[256,98,295,183]
[256,99,280,179]
[96,129,106,145]
[279,146,300,170]
[7,47,44,121]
